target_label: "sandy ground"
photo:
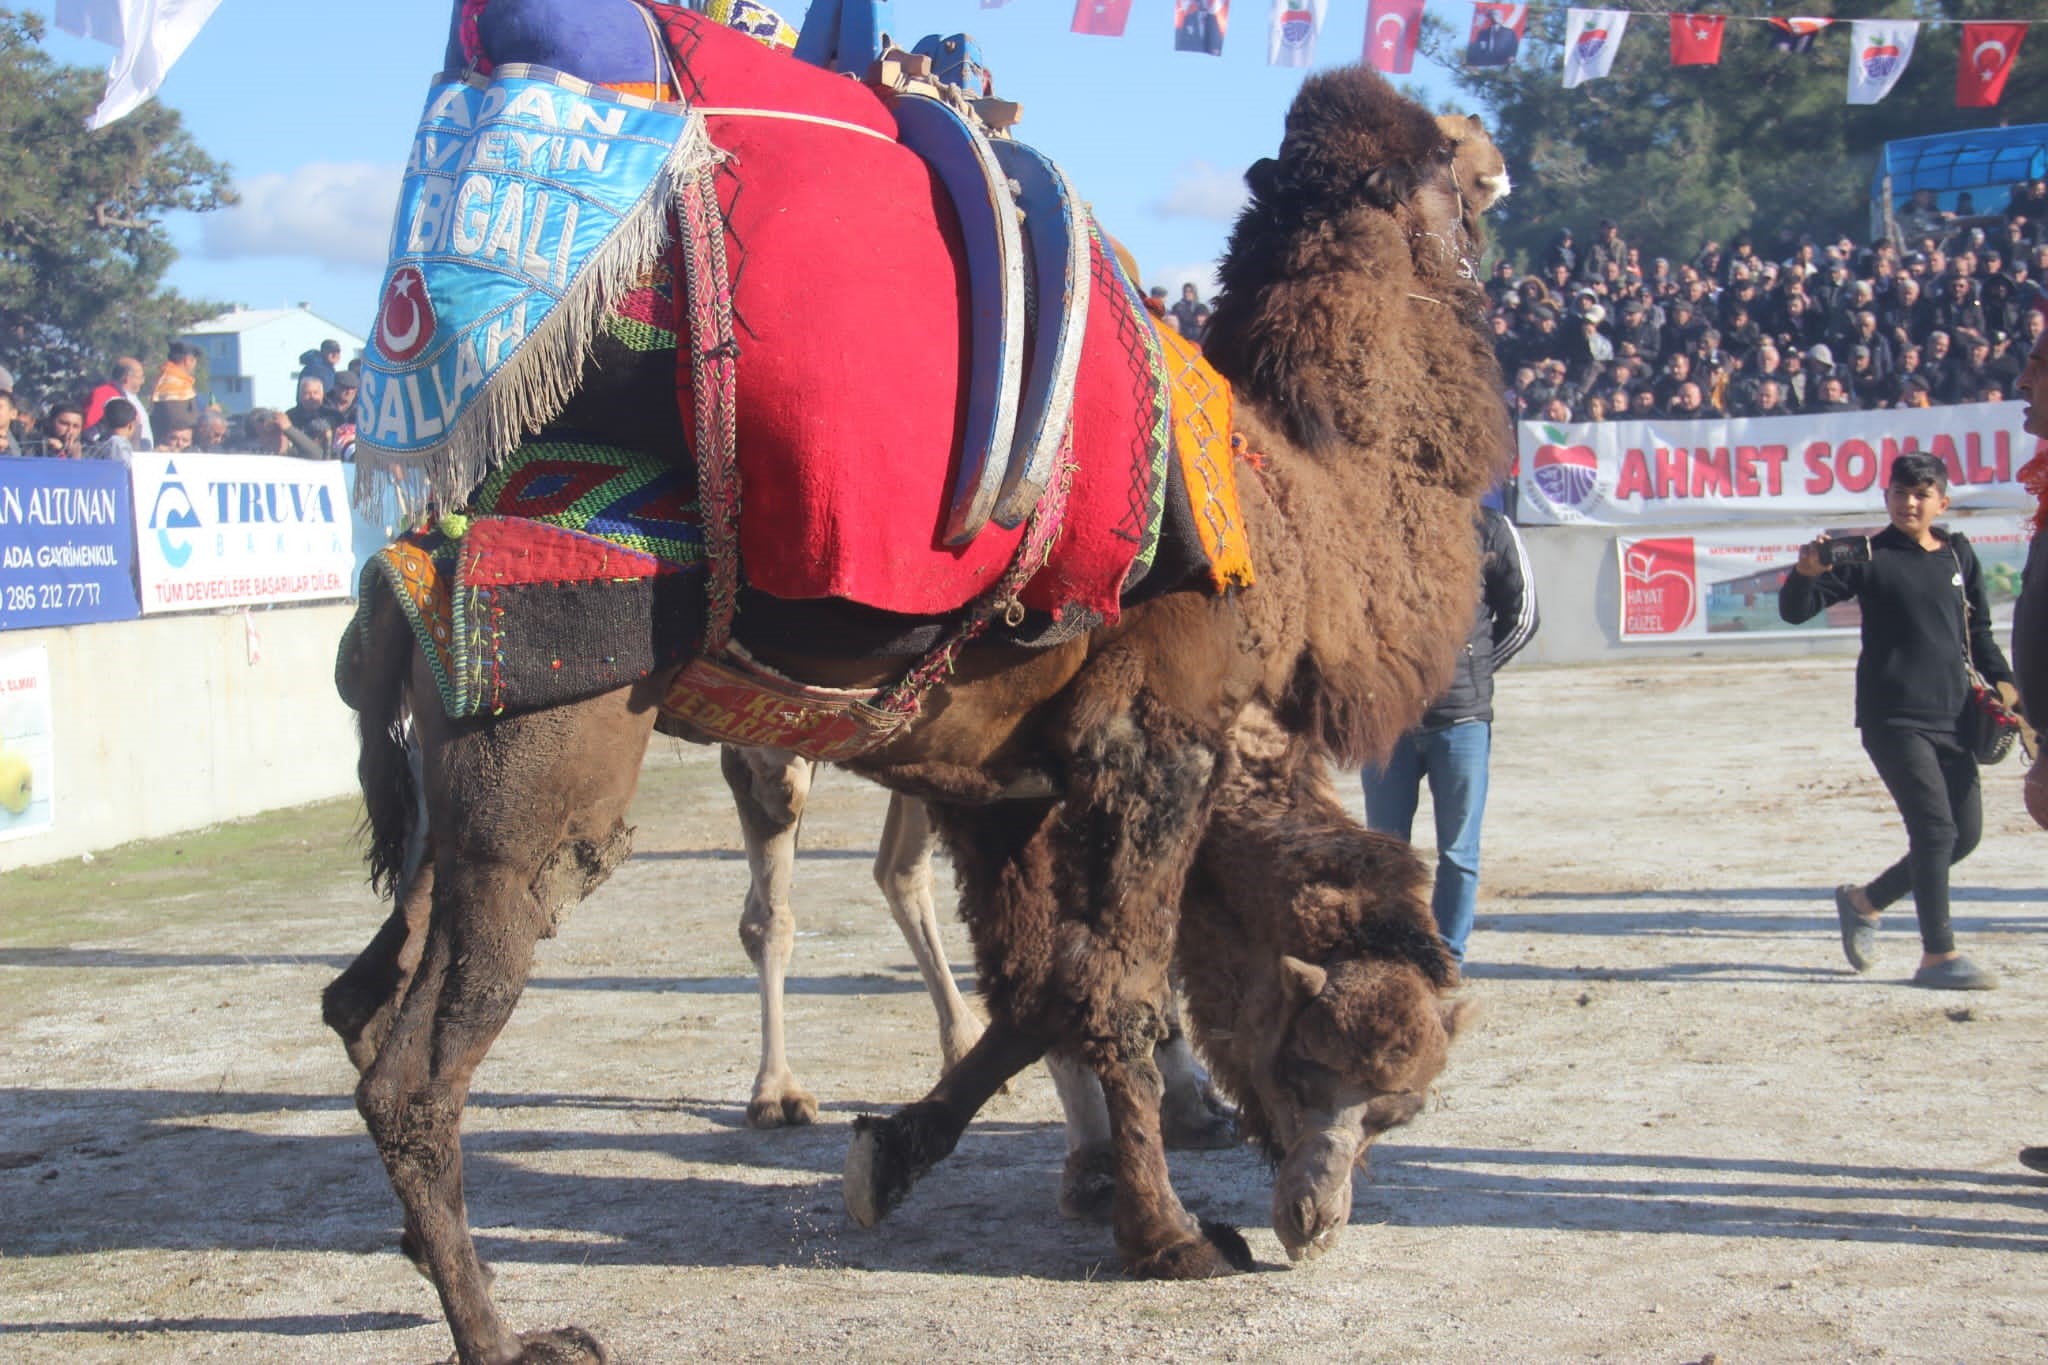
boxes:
[4,656,2048,1363]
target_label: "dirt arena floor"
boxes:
[4,656,2047,1363]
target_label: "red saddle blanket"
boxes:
[650,5,1245,621]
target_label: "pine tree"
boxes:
[0,10,234,404]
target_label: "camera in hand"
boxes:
[1819,536,1872,567]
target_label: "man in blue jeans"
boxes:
[1363,505,1538,965]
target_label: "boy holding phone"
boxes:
[1780,452,2013,990]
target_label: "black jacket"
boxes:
[1419,508,1540,729]
[1778,526,2012,733]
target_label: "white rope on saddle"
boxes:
[693,106,897,144]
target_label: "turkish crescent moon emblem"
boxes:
[1974,39,2008,76]
[1377,14,1405,45]
[378,265,433,362]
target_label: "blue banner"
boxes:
[0,458,142,632]
[356,67,698,461]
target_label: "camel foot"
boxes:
[1125,1219,1255,1280]
[746,1090,818,1128]
[1161,1083,1238,1152]
[514,1326,608,1364]
[843,1104,958,1228]
[1058,1145,1116,1223]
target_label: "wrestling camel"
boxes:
[325,7,1506,1359]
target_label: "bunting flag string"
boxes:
[1056,0,2042,111]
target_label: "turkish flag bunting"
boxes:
[1070,0,1132,37]
[1365,0,1424,74]
[1958,23,2025,108]
[1669,14,1724,67]
[1769,17,1831,54]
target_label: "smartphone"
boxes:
[1820,536,1872,568]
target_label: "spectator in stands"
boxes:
[1745,377,1790,419]
[86,398,140,464]
[1781,347,1813,409]
[1653,351,1693,407]
[1898,375,1935,408]
[1628,387,1658,418]
[1581,219,1627,284]
[1170,283,1203,337]
[149,341,201,438]
[237,406,327,460]
[1485,260,1520,309]
[1542,227,1576,278]
[190,407,232,453]
[1847,345,1886,408]
[325,370,361,424]
[286,376,329,438]
[298,339,342,389]
[157,422,194,453]
[1930,272,1987,341]
[40,403,84,459]
[1666,379,1717,420]
[1808,374,1858,414]
[85,357,153,450]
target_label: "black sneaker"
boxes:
[1910,957,1998,991]
[1834,884,1879,973]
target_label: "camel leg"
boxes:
[1047,1051,1114,1221]
[325,731,437,1075]
[843,1012,1052,1228]
[722,745,819,1128]
[859,692,1250,1278]
[355,683,654,1365]
[874,795,986,1070]
[1156,993,1237,1150]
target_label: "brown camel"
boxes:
[327,51,1507,1363]
[719,744,1235,1161]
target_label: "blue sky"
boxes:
[25,1,1464,336]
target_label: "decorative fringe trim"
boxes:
[355,115,725,510]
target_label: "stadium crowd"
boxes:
[1488,182,2048,426]
[0,340,360,463]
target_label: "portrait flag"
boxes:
[1465,3,1526,70]
[1364,0,1424,75]
[1769,17,1831,55]
[1847,19,1917,106]
[64,0,224,129]
[1070,0,1132,38]
[1957,23,2026,109]
[1267,0,1328,69]
[1174,0,1229,56]
[1668,14,1725,68]
[1562,9,1629,90]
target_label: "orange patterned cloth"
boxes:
[1149,318,1255,591]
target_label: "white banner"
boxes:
[130,453,354,614]
[1267,0,1327,67]
[1615,514,2028,642]
[1847,19,1918,106]
[1562,8,1628,88]
[0,645,55,843]
[1517,402,2043,526]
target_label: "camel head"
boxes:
[1205,65,1493,454]
[1240,952,1475,1262]
[1437,111,1510,247]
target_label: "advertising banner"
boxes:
[130,453,354,613]
[0,644,55,842]
[1518,402,2043,526]
[0,456,142,632]
[1616,514,2028,642]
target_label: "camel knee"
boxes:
[528,820,633,939]
[738,893,794,969]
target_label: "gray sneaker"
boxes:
[1834,884,1879,973]
[1911,957,1999,991]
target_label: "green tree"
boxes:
[1427,1,2047,271]
[0,9,233,405]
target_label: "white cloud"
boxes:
[199,162,404,268]
[1148,160,1247,223]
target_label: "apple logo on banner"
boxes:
[1531,431,1599,511]
[1623,538,1699,635]
[1576,26,1608,61]
[1860,42,1901,80]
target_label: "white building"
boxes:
[181,305,364,416]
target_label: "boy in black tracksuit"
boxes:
[1779,452,2013,990]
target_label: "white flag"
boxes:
[80,0,225,130]
[1267,0,1327,68]
[1561,8,1628,89]
[1846,19,1918,106]
[54,0,125,43]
